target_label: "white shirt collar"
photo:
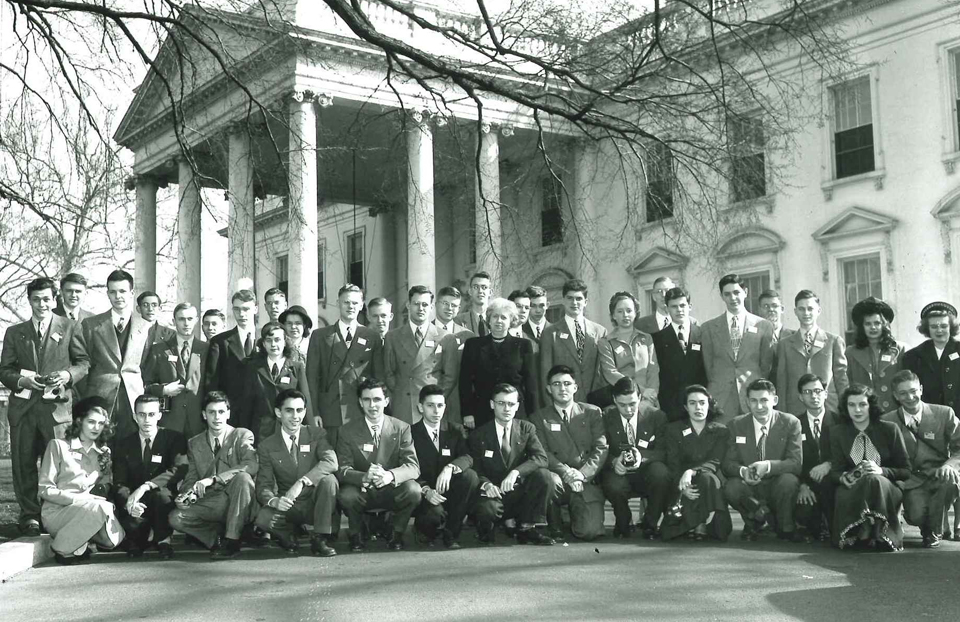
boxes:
[564,315,584,336]
[139,430,158,449]
[655,310,671,328]
[508,326,522,337]
[529,318,546,332]
[111,309,132,327]
[752,416,772,439]
[33,315,53,336]
[553,403,574,419]
[69,437,104,454]
[176,335,191,350]
[806,410,824,427]
[435,318,451,332]
[281,427,301,451]
[422,420,441,438]
[338,319,358,341]
[208,429,228,450]
[409,320,427,337]
[494,420,511,446]
[903,406,922,425]
[366,417,385,438]
[725,310,747,326]
[620,412,638,432]
[671,320,689,335]
[235,325,252,342]
[266,355,286,369]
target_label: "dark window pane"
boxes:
[541,176,564,246]
[841,255,882,343]
[347,233,364,290]
[732,153,766,202]
[835,124,875,179]
[645,144,674,222]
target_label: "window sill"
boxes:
[943,152,960,175]
[820,169,885,201]
[725,195,775,214]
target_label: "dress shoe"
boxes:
[516,529,555,546]
[640,525,659,541]
[476,522,495,545]
[19,519,41,537]
[922,533,942,549]
[387,531,406,551]
[125,544,145,558]
[211,538,242,560]
[310,536,337,557]
[274,533,299,553]
[502,523,518,538]
[54,552,81,566]
[349,534,366,552]
[612,523,633,539]
[442,531,461,550]
[777,530,807,544]
[156,542,175,560]
[242,525,270,548]
[415,531,436,546]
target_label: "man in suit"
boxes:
[306,284,377,447]
[52,272,93,323]
[759,289,795,381]
[337,377,421,552]
[456,271,493,336]
[882,370,960,548]
[205,289,258,428]
[634,276,675,334]
[722,379,803,542]
[169,391,259,559]
[254,389,339,557]
[201,308,226,342]
[113,395,188,558]
[540,279,607,403]
[701,273,775,424]
[262,287,288,325]
[384,285,457,425]
[601,377,672,539]
[366,297,394,382]
[76,268,151,440]
[434,286,471,425]
[531,365,608,541]
[142,302,208,439]
[507,289,531,338]
[776,290,848,415]
[410,384,478,548]
[470,383,555,545]
[0,277,89,535]
[137,291,175,365]
[524,285,551,344]
[794,374,841,542]
[652,287,707,421]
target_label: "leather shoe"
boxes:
[54,552,81,565]
[640,525,659,541]
[387,531,406,551]
[211,538,242,560]
[19,519,41,537]
[740,525,759,542]
[156,542,175,560]
[923,533,942,549]
[125,544,145,558]
[349,534,366,552]
[310,536,337,557]
[274,534,299,553]
[442,530,460,549]
[476,521,495,545]
[516,529,555,546]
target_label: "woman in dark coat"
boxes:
[903,301,960,415]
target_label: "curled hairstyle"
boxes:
[27,277,57,298]
[562,279,588,298]
[485,298,518,324]
[854,314,897,350]
[681,384,723,423]
[838,384,884,424]
[357,376,388,399]
[608,291,639,322]
[917,312,960,339]
[64,397,114,447]
[664,287,690,305]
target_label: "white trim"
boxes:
[938,38,960,174]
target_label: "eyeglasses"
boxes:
[550,381,576,388]
[472,285,490,292]
[494,400,519,409]
[801,389,826,396]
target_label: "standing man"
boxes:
[456,271,493,336]
[205,289,258,428]
[76,269,151,439]
[52,273,92,323]
[366,297,394,382]
[794,374,840,542]
[0,277,89,536]
[306,284,377,448]
[524,285,551,344]
[507,290,532,338]
[263,287,288,325]
[434,286,470,425]
[776,290,848,415]
[540,279,607,403]
[201,309,226,342]
[531,366,608,541]
[137,291,175,364]
[701,274,775,423]
[384,286,456,425]
[652,287,707,421]
[759,289,794,382]
[634,276,676,334]
[336,378,421,552]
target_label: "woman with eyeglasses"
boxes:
[593,292,659,411]
[845,297,904,414]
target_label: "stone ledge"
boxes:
[0,535,53,582]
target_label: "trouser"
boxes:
[338,480,422,536]
[724,473,800,533]
[119,487,176,547]
[474,468,554,526]
[113,383,137,441]
[903,478,960,536]
[255,474,339,537]
[795,479,836,536]
[10,412,67,522]
[169,473,258,548]
[601,461,671,530]
[547,473,605,540]
[413,468,480,540]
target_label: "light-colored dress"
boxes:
[39,438,124,555]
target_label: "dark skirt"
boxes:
[660,471,732,541]
[833,473,903,550]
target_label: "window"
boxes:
[545,304,565,324]
[276,255,289,296]
[729,115,766,202]
[832,77,874,179]
[740,271,771,315]
[468,217,477,264]
[541,175,564,246]
[645,143,674,222]
[347,232,364,289]
[841,254,882,343]
[953,50,960,150]
[317,243,326,300]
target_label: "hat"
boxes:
[72,396,111,420]
[279,305,313,331]
[851,296,895,325]
[920,301,958,319]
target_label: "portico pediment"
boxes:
[627,247,688,276]
[716,227,784,259]
[811,206,897,243]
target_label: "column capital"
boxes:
[478,122,514,137]
[125,173,167,191]
[288,90,333,107]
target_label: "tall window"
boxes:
[347,232,364,289]
[645,143,674,222]
[952,49,960,150]
[832,77,875,179]
[841,254,882,343]
[741,271,771,315]
[729,115,766,202]
[541,175,564,246]
[276,255,289,296]
[468,217,477,264]
[317,244,326,300]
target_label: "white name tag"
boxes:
[801,433,807,441]
[814,341,825,348]
[484,450,495,458]
[691,343,701,351]
[362,443,374,452]
[357,337,367,345]
[682,428,692,437]
[649,435,655,442]
[441,449,451,457]
[560,333,570,339]
[550,423,561,432]
[924,432,936,440]
[950,353,959,361]
[881,354,892,362]
[426,340,435,348]
[614,346,625,355]
[736,436,747,444]
[747,326,758,334]
[151,455,162,463]
[637,439,649,448]
[167,354,179,362]
[14,369,35,400]
[455,338,461,345]
[51,333,62,343]
[299,444,310,452]
[280,377,291,384]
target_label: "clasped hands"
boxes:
[20,370,69,391]
[363,463,395,490]
[739,460,771,486]
[481,469,520,499]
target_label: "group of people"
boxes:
[2,268,960,564]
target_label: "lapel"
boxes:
[398,325,420,361]
[920,341,941,373]
[916,403,938,455]
[122,315,148,367]
[896,408,919,458]
[96,313,122,364]
[847,345,873,374]
[414,324,440,368]
[808,328,827,358]
[743,416,759,462]
[193,431,216,476]
[556,319,581,361]
[374,417,394,464]
[18,321,40,370]
[737,314,760,361]
[716,315,735,361]
[227,328,245,361]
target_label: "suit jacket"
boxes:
[410,420,473,487]
[76,311,151,418]
[540,317,607,401]
[0,315,88,426]
[652,323,707,420]
[181,425,258,491]
[845,343,905,414]
[455,309,486,336]
[434,320,472,425]
[601,406,671,466]
[664,420,730,479]
[881,403,960,489]
[721,411,802,479]
[141,337,208,438]
[769,327,796,384]
[468,418,548,487]
[597,330,659,395]
[531,403,608,484]
[903,340,960,415]
[459,334,538,428]
[306,324,378,429]
[797,410,841,485]
[701,312,775,422]
[827,421,910,485]
[239,355,314,441]
[113,427,188,500]
[776,327,848,416]
[634,313,666,335]
[384,324,457,425]
[52,305,93,323]
[205,327,256,426]
[141,322,176,366]
[255,425,338,505]
[336,415,420,487]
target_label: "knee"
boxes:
[396,480,422,503]
[168,508,186,531]
[602,472,630,497]
[723,479,746,501]
[338,485,362,509]
[527,468,553,490]
[774,473,800,494]
[254,507,274,530]
[646,461,671,484]
[456,468,480,491]
[228,472,255,491]
[316,474,339,496]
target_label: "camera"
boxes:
[851,466,864,480]
[621,445,637,467]
[175,490,199,506]
[667,499,683,519]
[90,483,109,499]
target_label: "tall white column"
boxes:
[406,112,436,292]
[287,90,319,320]
[134,177,158,294]
[177,158,202,309]
[227,127,256,299]
[475,122,502,292]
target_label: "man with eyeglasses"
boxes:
[634,276,676,334]
[531,366,608,541]
[470,383,555,545]
[794,374,840,542]
[456,271,494,337]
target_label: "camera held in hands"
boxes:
[175,490,199,507]
[620,444,637,467]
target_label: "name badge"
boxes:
[550,423,562,432]
[691,343,701,351]
[801,433,807,441]
[455,338,462,345]
[441,449,451,457]
[280,377,291,384]
[747,326,758,334]
[736,436,747,444]
[880,354,892,362]
[435,345,443,354]
[51,333,62,343]
[950,353,960,361]
[924,432,936,440]
[614,346,625,355]
[814,341,825,348]
[426,340,435,348]
[560,333,570,340]
[362,443,374,452]
[299,444,310,452]
[682,428,692,437]
[637,439,649,448]
[151,455,162,463]
[484,450,495,458]
[357,337,367,345]
[167,354,179,362]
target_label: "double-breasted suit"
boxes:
[701,312,775,423]
[384,323,457,425]
[205,327,256,427]
[904,339,960,415]
[141,337,208,439]
[540,318,607,403]
[846,343,905,413]
[652,322,707,420]
[306,324,378,436]
[459,334,539,428]
[410,420,478,540]
[776,327,848,416]
[141,322,176,366]
[238,355,314,441]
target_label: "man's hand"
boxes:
[192,477,215,499]
[740,465,761,486]
[935,465,960,485]
[435,466,453,495]
[679,469,695,491]
[272,496,295,511]
[375,469,395,488]
[162,381,185,397]
[126,485,149,516]
[625,448,642,471]
[809,462,831,483]
[613,454,627,476]
[840,471,857,489]
[861,460,882,476]
[570,480,584,493]
[463,415,476,430]
[682,485,700,500]
[562,469,585,486]
[750,460,771,478]
[362,465,379,485]
[500,469,520,493]
[424,488,446,506]
[46,371,70,388]
[481,482,502,499]
[797,483,817,506]
[284,479,305,501]
[19,375,46,391]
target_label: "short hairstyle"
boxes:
[137,291,161,306]
[491,382,519,398]
[64,397,113,446]
[339,283,364,299]
[837,384,883,424]
[717,273,746,293]
[202,308,226,322]
[437,286,461,300]
[485,297,518,323]
[274,388,306,410]
[408,285,434,302]
[27,277,57,297]
[611,377,640,398]
[746,378,777,396]
[260,321,286,339]
[231,289,256,304]
[419,383,445,403]
[59,273,87,289]
[507,289,530,303]
[758,289,781,303]
[201,390,231,412]
[525,285,547,299]
[918,313,960,338]
[890,369,920,390]
[470,271,491,285]
[106,268,134,288]
[796,373,826,393]
[367,296,392,311]
[173,302,197,318]
[546,364,577,385]
[357,376,388,398]
[134,394,163,410]
[682,384,724,422]
[794,289,820,306]
[664,287,690,305]
[608,291,639,319]
[264,287,286,302]
[652,276,674,288]
[562,278,588,298]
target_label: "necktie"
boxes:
[289,434,299,466]
[271,362,280,382]
[213,437,222,475]
[500,425,511,462]
[535,326,541,340]
[478,316,488,337]
[626,421,636,446]
[850,431,881,464]
[415,326,424,348]
[371,424,380,448]
[730,316,741,358]
[906,416,919,434]
[575,320,585,361]
[116,318,125,334]
[36,323,44,341]
[560,409,568,424]
[68,312,76,321]
[142,437,152,466]
[757,425,767,461]
[213,437,221,455]
[432,429,439,451]
[813,419,821,441]
[243,332,253,356]
[179,341,189,382]
[804,331,815,355]
[345,328,353,347]
[677,327,686,352]
[662,316,669,329]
